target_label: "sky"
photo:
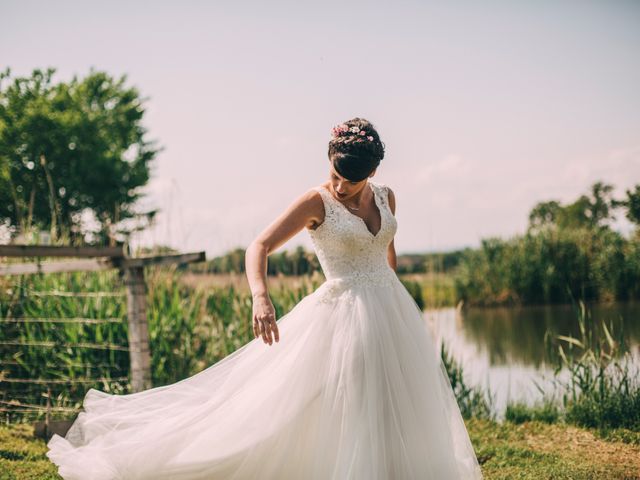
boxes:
[2,0,639,258]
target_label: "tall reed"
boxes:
[0,268,326,422]
[543,299,640,431]
[439,342,495,420]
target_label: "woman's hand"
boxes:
[252,294,279,345]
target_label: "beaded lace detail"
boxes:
[307,181,399,301]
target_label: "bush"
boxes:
[505,400,561,424]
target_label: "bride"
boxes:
[47,117,484,479]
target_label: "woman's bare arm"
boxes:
[244,188,322,344]
[386,187,397,271]
[245,188,321,297]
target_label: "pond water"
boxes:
[424,301,640,420]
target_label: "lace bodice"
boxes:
[307,181,399,294]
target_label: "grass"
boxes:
[0,423,59,480]
[1,419,639,479]
[470,418,640,479]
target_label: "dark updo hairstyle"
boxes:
[328,117,385,182]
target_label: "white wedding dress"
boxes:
[46,180,484,479]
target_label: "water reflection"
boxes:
[424,302,640,419]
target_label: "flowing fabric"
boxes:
[47,181,484,479]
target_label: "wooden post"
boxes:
[124,266,152,392]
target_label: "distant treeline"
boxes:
[188,246,459,276]
[188,246,321,276]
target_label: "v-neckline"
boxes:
[322,182,383,238]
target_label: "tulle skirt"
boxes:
[46,275,483,479]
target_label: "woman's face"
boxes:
[328,162,374,200]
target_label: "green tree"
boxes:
[528,200,562,231]
[0,67,160,245]
[584,181,617,227]
[527,181,618,232]
[558,195,592,230]
[622,184,640,231]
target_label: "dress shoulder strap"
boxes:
[311,185,339,217]
[369,181,390,208]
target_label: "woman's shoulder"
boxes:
[308,183,331,202]
[310,182,329,192]
[285,185,328,215]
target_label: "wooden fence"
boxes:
[0,244,206,435]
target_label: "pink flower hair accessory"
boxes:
[330,123,374,141]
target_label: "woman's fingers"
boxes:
[270,318,279,343]
[253,315,260,338]
[263,313,274,344]
[256,314,278,345]
[252,308,278,345]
